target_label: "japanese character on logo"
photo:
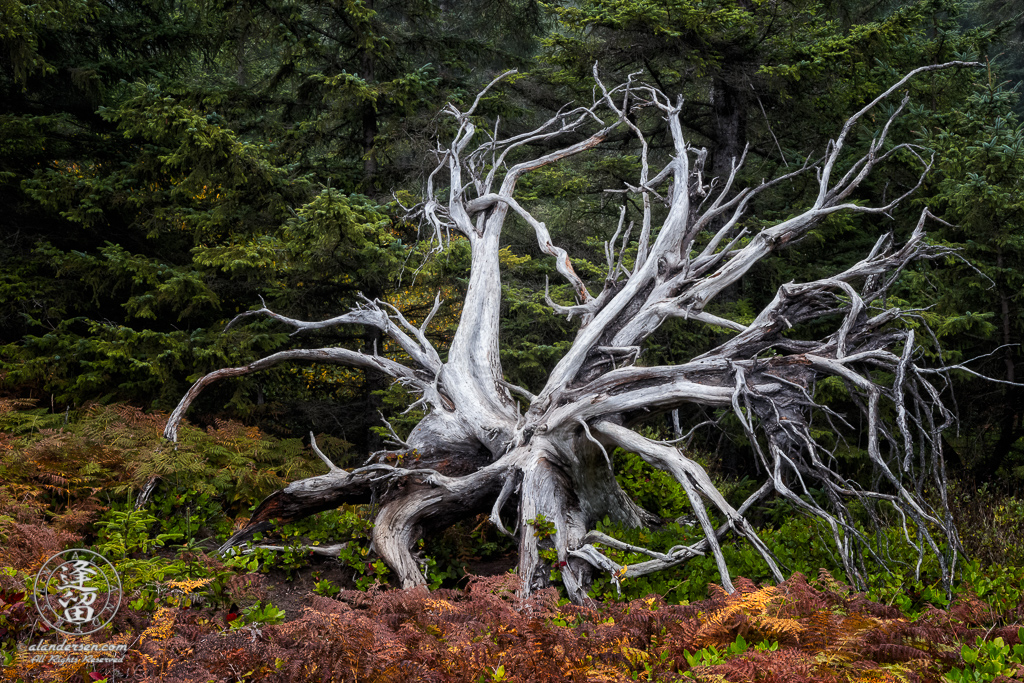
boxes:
[56,559,99,624]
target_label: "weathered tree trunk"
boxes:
[164,62,983,601]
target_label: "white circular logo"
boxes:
[33,549,122,636]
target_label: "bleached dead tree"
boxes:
[165,62,980,603]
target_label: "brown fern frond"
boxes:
[164,577,213,600]
[0,521,81,571]
[865,643,933,664]
[0,398,38,415]
[946,593,993,625]
[741,584,783,613]
[34,470,80,491]
[846,593,904,620]
[753,614,805,645]
[693,603,746,647]
[712,656,760,682]
[778,572,832,618]
[665,616,704,652]
[373,659,438,683]
[706,582,733,604]
[139,607,176,643]
[733,576,761,594]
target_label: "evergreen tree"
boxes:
[916,80,1024,483]
[0,0,541,446]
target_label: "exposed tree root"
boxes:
[164,62,983,602]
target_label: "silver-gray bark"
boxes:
[164,62,981,602]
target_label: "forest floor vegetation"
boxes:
[1,401,1022,682]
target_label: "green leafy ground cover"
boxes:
[0,401,1022,682]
